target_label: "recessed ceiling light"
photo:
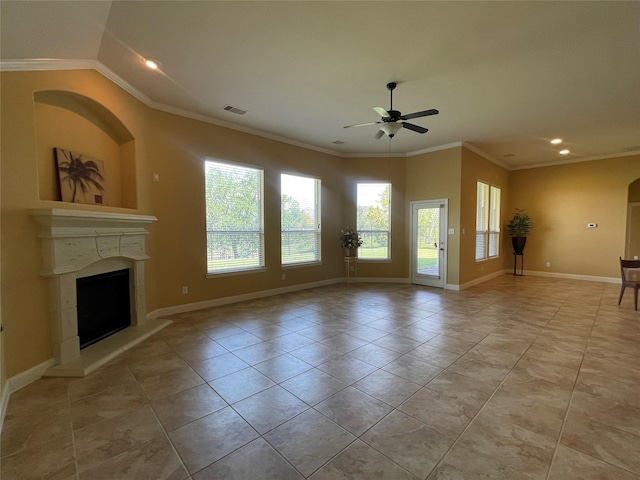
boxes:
[144,58,162,70]
[559,149,570,155]
[550,138,562,144]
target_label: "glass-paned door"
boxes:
[411,200,447,288]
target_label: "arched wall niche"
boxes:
[626,178,640,259]
[34,90,137,208]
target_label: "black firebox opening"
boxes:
[77,269,132,349]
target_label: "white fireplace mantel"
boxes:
[31,208,160,374]
[31,208,157,276]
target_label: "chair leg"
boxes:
[618,285,625,305]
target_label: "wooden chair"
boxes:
[619,257,640,311]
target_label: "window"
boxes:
[205,160,264,274]
[281,173,321,265]
[475,181,501,261]
[357,183,391,259]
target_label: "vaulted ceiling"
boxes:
[2,1,639,169]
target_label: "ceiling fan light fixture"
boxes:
[380,123,403,138]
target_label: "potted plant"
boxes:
[340,227,363,257]
[506,208,532,254]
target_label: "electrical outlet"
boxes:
[282,273,286,280]
[182,286,188,294]
[545,262,551,267]
[152,173,159,182]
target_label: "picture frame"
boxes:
[55,148,107,205]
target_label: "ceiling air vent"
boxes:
[222,104,247,115]
[332,140,346,145]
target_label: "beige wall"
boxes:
[342,157,408,279]
[508,156,640,277]
[405,147,462,286]
[629,179,640,202]
[460,149,509,285]
[145,109,345,309]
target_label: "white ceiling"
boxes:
[2,1,639,169]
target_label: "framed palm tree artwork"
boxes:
[55,148,107,205]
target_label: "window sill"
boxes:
[206,267,267,279]
[282,261,322,270]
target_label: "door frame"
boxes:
[410,199,448,288]
[627,202,640,259]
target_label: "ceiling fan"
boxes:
[344,82,439,139]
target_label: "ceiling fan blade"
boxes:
[344,121,382,129]
[402,122,428,134]
[373,129,385,140]
[400,109,439,120]
[373,107,390,118]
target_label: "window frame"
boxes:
[204,159,265,276]
[475,180,501,262]
[356,182,392,261]
[280,172,322,267]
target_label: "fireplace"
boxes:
[31,208,157,368]
[77,269,132,348]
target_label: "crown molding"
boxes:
[407,141,463,157]
[510,149,640,171]
[0,58,97,71]
[462,142,510,169]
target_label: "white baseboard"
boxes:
[147,277,345,319]
[7,358,56,393]
[505,269,620,284]
[351,277,410,284]
[457,270,506,290]
[0,358,55,435]
[0,380,9,437]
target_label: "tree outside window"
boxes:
[281,174,321,265]
[357,183,391,259]
[205,160,264,274]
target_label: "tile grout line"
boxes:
[67,379,82,479]
[415,303,559,479]
[542,305,598,480]
[134,359,196,479]
[543,304,640,479]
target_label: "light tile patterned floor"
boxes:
[2,275,639,479]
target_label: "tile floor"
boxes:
[2,275,639,479]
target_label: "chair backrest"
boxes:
[620,257,640,283]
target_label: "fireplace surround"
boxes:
[31,208,160,375]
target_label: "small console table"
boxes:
[344,256,357,283]
[513,252,524,276]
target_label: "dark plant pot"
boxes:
[344,247,358,258]
[512,236,527,254]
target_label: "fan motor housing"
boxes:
[383,110,402,121]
